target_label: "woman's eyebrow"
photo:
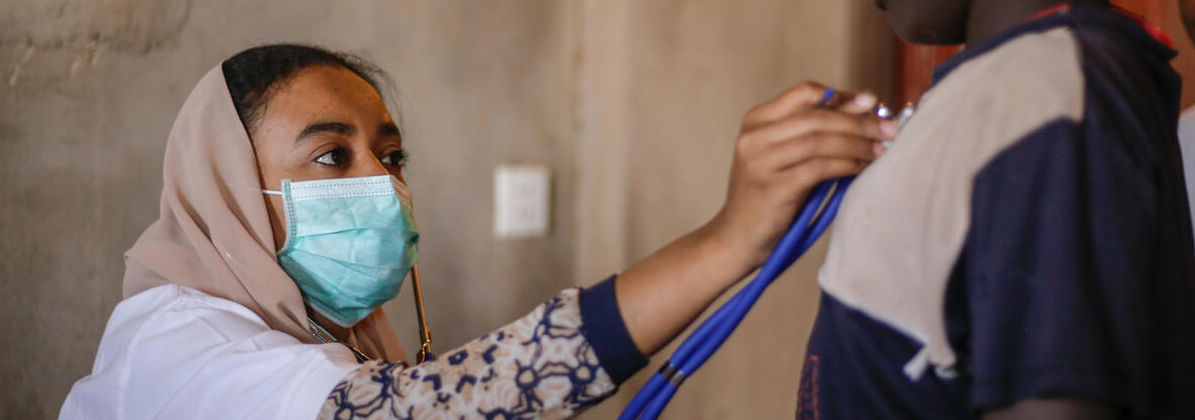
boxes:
[379,122,400,137]
[296,121,354,143]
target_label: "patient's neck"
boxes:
[965,0,1109,45]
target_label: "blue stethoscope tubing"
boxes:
[618,88,853,420]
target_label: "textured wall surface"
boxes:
[0,0,890,418]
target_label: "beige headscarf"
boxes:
[123,65,407,363]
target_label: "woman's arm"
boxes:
[615,83,895,354]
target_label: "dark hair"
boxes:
[221,44,391,134]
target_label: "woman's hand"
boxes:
[614,82,896,356]
[707,82,896,271]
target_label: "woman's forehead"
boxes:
[267,65,394,124]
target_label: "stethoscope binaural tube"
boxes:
[410,264,436,363]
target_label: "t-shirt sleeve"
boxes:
[125,297,363,420]
[578,274,649,383]
[960,119,1161,412]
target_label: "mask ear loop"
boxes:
[410,265,435,363]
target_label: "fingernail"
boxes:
[873,142,887,158]
[854,93,876,108]
[882,140,894,149]
[880,120,899,137]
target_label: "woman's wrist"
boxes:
[688,218,764,290]
[612,217,763,355]
[702,210,774,270]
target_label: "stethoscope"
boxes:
[618,89,914,420]
[309,264,437,364]
[409,265,435,363]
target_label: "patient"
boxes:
[796,0,1195,419]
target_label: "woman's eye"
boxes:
[314,148,347,166]
[381,149,409,167]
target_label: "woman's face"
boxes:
[251,65,406,250]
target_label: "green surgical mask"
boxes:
[265,175,419,327]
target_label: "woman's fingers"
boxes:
[780,157,868,191]
[834,91,879,115]
[760,132,878,171]
[742,108,896,150]
[743,82,830,127]
[744,83,883,130]
[815,89,879,116]
[710,81,893,268]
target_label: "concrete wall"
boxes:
[0,0,889,418]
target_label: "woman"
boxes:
[59,44,894,419]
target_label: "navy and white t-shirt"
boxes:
[798,6,1195,419]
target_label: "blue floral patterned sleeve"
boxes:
[319,279,646,420]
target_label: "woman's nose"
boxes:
[350,151,392,178]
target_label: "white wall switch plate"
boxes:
[494,164,551,239]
